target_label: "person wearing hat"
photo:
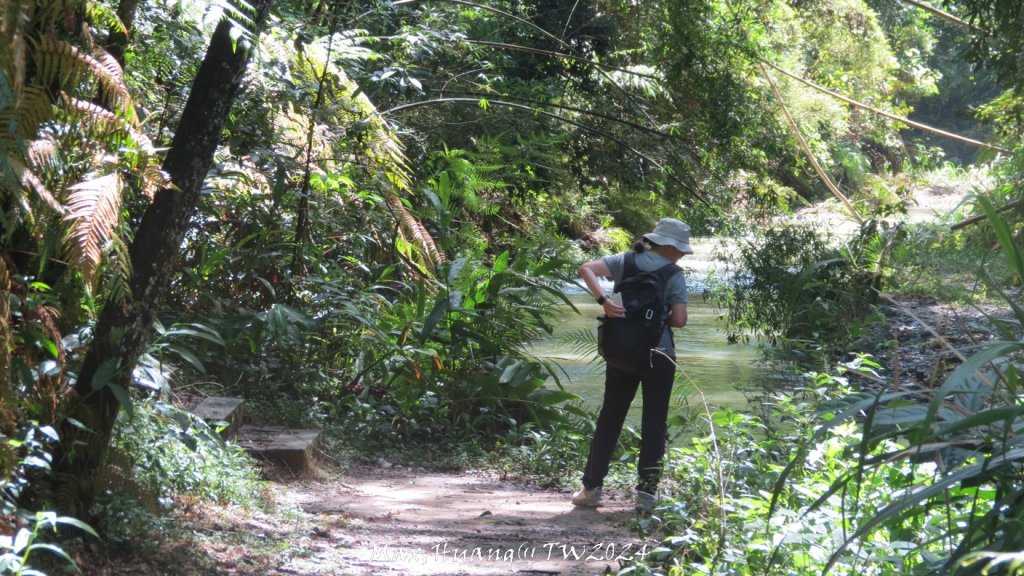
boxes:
[573,218,693,511]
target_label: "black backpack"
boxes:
[597,252,681,371]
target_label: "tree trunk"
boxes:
[56,1,272,513]
[105,0,140,66]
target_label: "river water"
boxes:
[529,296,767,419]
[529,239,782,423]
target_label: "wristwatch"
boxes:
[596,295,608,305]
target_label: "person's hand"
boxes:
[602,299,625,318]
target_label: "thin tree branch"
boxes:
[897,0,981,32]
[390,0,567,47]
[950,199,1024,231]
[376,0,666,129]
[444,90,688,143]
[292,9,344,279]
[760,63,863,223]
[765,62,1009,153]
[460,39,660,80]
[442,90,709,187]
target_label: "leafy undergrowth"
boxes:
[74,494,330,575]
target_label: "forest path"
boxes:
[259,463,648,576]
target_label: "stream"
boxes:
[530,296,769,420]
[529,239,786,424]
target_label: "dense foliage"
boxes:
[0,0,1021,574]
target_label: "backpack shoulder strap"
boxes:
[654,262,681,282]
[654,262,682,310]
[622,251,639,279]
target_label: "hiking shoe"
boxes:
[635,490,658,512]
[571,487,603,507]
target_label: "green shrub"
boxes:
[490,419,593,486]
[806,196,1024,575]
[621,356,954,575]
[630,199,1024,576]
[110,400,262,506]
[719,223,885,351]
[0,424,97,576]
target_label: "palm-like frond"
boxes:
[84,2,127,36]
[7,155,61,212]
[33,35,134,121]
[266,30,434,272]
[27,137,58,170]
[139,164,170,200]
[59,91,154,160]
[63,172,123,280]
[11,85,51,139]
[389,195,444,270]
[61,93,118,124]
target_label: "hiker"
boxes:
[573,218,692,511]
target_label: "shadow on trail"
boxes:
[279,465,646,576]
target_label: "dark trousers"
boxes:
[581,354,675,493]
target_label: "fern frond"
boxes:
[63,172,123,279]
[102,233,133,303]
[16,85,52,138]
[224,0,258,32]
[85,2,127,35]
[93,50,124,84]
[27,137,59,170]
[1,2,29,98]
[61,93,118,124]
[139,165,169,200]
[33,36,134,121]
[34,36,78,91]
[7,154,61,212]
[388,195,444,269]
[60,93,154,160]
[133,130,156,155]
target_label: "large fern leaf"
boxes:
[14,85,51,139]
[7,154,61,212]
[32,35,134,121]
[389,195,445,270]
[26,136,58,170]
[63,172,123,279]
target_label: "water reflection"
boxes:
[529,293,771,423]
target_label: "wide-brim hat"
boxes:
[643,218,694,254]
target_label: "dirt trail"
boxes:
[268,464,647,576]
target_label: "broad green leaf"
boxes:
[917,341,1024,443]
[12,529,29,553]
[91,359,119,391]
[419,292,450,345]
[526,388,580,406]
[108,383,133,416]
[823,446,1024,574]
[492,250,509,274]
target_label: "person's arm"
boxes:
[579,260,625,318]
[669,303,687,328]
[667,272,688,328]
